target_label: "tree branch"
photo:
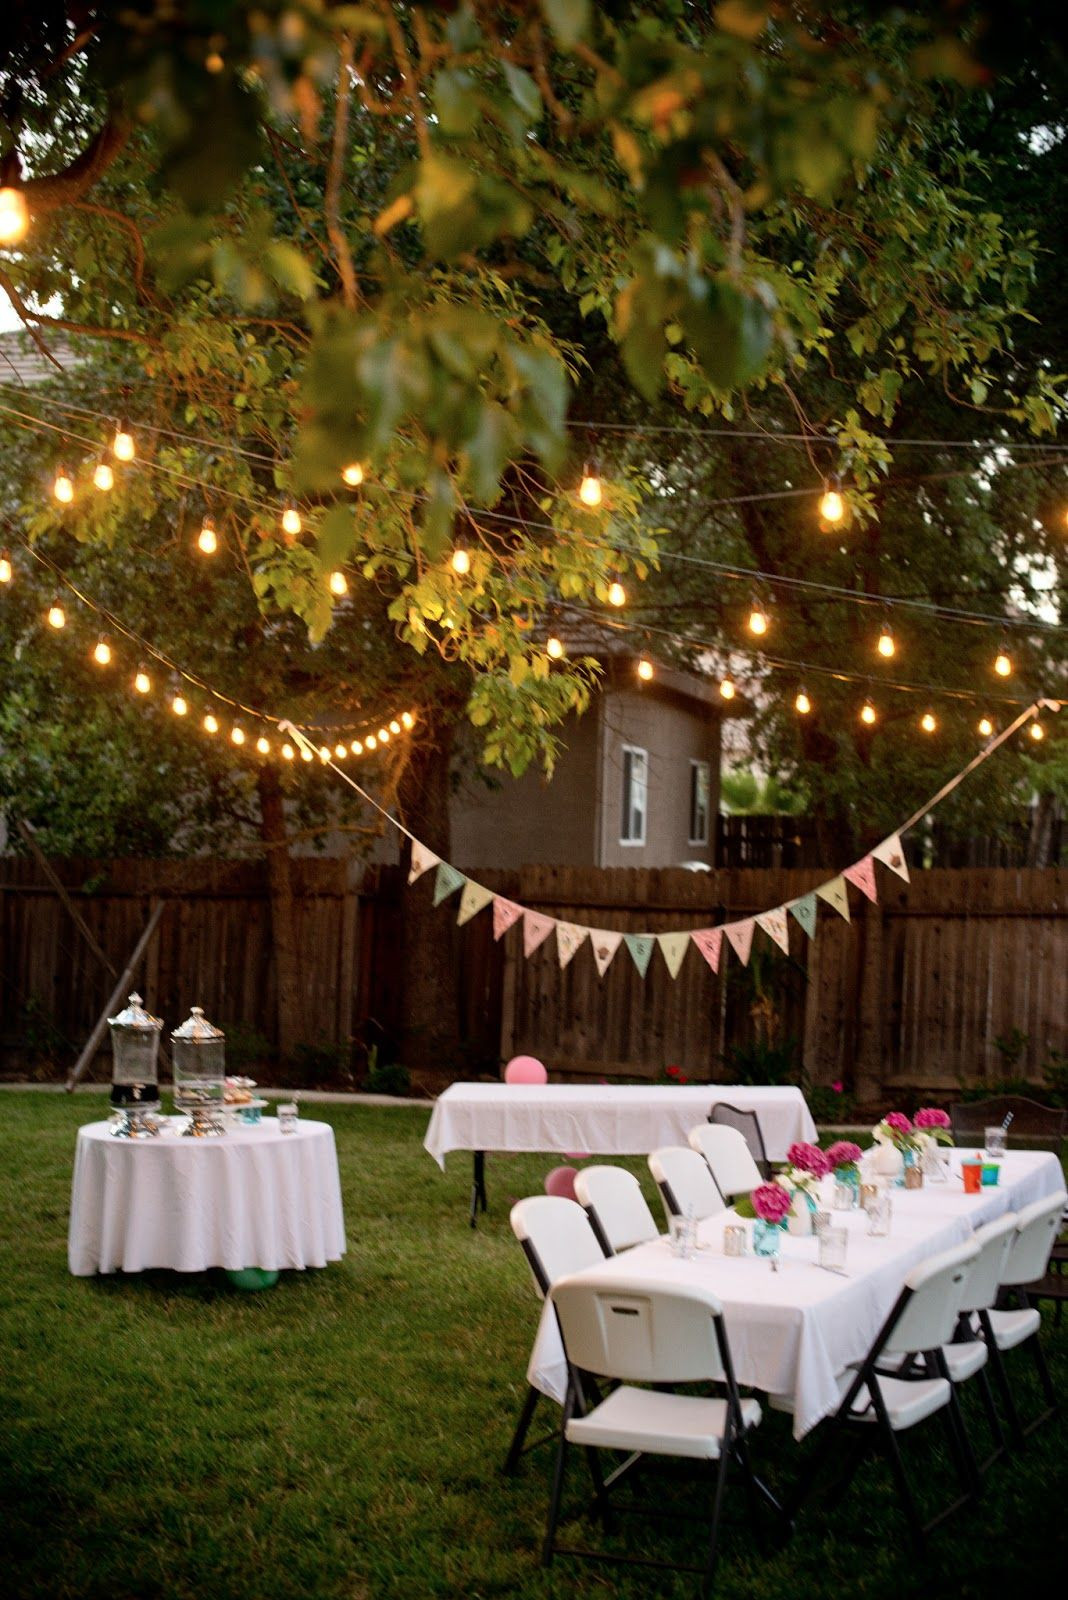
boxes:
[325,35,360,310]
[0,268,64,369]
[21,112,131,212]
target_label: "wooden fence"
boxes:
[1,856,1066,1095]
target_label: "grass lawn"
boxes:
[1,1092,1064,1600]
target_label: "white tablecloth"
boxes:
[526,1149,1064,1439]
[68,1118,346,1276]
[424,1083,817,1168]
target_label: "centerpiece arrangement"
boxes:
[825,1140,864,1207]
[869,1111,919,1183]
[741,1181,794,1266]
[913,1107,954,1180]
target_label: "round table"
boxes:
[68,1118,346,1277]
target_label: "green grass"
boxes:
[0,1093,1063,1599]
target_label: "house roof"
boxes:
[0,329,83,386]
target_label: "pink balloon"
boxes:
[545,1166,579,1202]
[504,1055,547,1085]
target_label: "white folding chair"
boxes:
[979,1189,1066,1441]
[708,1102,772,1179]
[788,1237,980,1549]
[648,1147,727,1227]
[688,1123,762,1200]
[939,1211,1018,1466]
[505,1196,608,1474]
[545,1272,779,1591]
[573,1166,660,1255]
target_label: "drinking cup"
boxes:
[723,1225,746,1258]
[866,1193,892,1237]
[961,1160,983,1194]
[818,1226,848,1273]
[669,1215,692,1259]
[984,1127,1007,1159]
[980,1163,1000,1187]
[277,1101,299,1135]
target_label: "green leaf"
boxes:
[502,63,541,122]
[434,69,479,137]
[540,0,591,48]
[317,504,358,569]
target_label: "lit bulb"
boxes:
[231,726,246,746]
[0,186,30,245]
[719,677,736,701]
[0,552,12,584]
[401,712,414,729]
[578,467,602,508]
[47,602,66,629]
[450,544,471,575]
[204,713,219,734]
[256,736,270,755]
[300,746,313,762]
[920,712,937,733]
[318,745,331,763]
[378,727,390,743]
[994,649,1012,677]
[113,421,135,462]
[389,719,401,735]
[1030,720,1045,742]
[978,717,993,738]
[795,690,811,715]
[329,570,347,596]
[365,734,377,750]
[351,740,364,755]
[818,478,844,524]
[637,656,654,681]
[546,635,565,660]
[281,504,302,537]
[93,638,112,666]
[607,579,626,608]
[93,457,114,492]
[877,626,896,659]
[282,742,295,761]
[134,668,151,694]
[334,743,347,759]
[342,462,364,487]
[172,694,188,716]
[747,606,768,637]
[53,468,74,504]
[197,518,218,555]
[205,49,225,73]
[860,699,877,726]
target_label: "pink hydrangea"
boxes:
[914,1107,950,1130]
[883,1111,913,1136]
[787,1141,832,1178]
[751,1182,793,1224]
[826,1140,863,1169]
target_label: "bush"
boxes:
[805,1079,857,1124]
[723,1038,799,1086]
[363,1060,412,1097]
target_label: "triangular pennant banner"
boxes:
[843,857,879,904]
[492,897,523,941]
[658,931,691,980]
[815,876,851,922]
[723,918,755,966]
[407,840,440,885]
[523,909,556,958]
[589,929,623,978]
[755,906,791,954]
[456,880,495,926]
[433,862,466,906]
[624,933,655,978]
[788,894,818,939]
[690,927,723,974]
[872,833,910,883]
[555,921,588,969]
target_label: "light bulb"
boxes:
[978,717,994,738]
[0,186,29,245]
[351,740,364,755]
[578,466,602,508]
[282,742,295,761]
[994,648,1012,677]
[231,726,246,746]
[256,736,270,755]
[197,518,218,555]
[637,656,654,681]
[877,625,896,659]
[795,690,811,715]
[47,602,66,629]
[747,605,768,636]
[172,694,188,716]
[546,635,565,660]
[92,638,112,666]
[334,743,347,759]
[860,699,877,726]
[920,712,937,733]
[719,677,736,701]
[818,477,845,524]
[204,713,219,734]
[300,746,313,762]
[113,420,135,462]
[401,712,414,729]
[342,462,364,487]
[53,468,74,504]
[607,579,626,608]
[281,504,302,537]
[450,544,471,575]
[389,719,401,735]
[0,552,12,584]
[329,570,347,596]
[93,457,114,492]
[378,727,390,742]
[1030,720,1045,742]
[365,734,377,750]
[134,668,151,694]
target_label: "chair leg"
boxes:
[503,1384,540,1475]
[980,1312,1025,1446]
[701,1444,732,1600]
[583,1445,616,1534]
[542,1430,569,1567]
[975,1365,1007,1466]
[879,1420,926,1551]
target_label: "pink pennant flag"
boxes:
[723,918,755,967]
[755,907,790,954]
[492,897,523,941]
[523,909,556,958]
[690,927,723,974]
[407,840,440,885]
[843,856,879,904]
[872,833,910,883]
[555,921,588,969]
[589,929,623,978]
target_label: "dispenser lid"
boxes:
[108,992,163,1032]
[171,1005,224,1042]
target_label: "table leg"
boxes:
[470,1150,488,1227]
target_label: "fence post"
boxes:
[853,896,885,1106]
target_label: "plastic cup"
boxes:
[981,1163,1000,1187]
[961,1160,983,1194]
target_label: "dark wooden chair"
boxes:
[709,1102,772,1179]
[949,1097,1067,1156]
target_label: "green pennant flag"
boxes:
[815,876,851,922]
[433,862,466,906]
[658,931,691,980]
[456,880,494,925]
[624,933,655,978]
[789,894,818,938]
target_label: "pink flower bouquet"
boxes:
[873,1111,918,1152]
[913,1107,954,1145]
[786,1141,832,1179]
[733,1180,792,1224]
[825,1140,863,1172]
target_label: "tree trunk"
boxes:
[257,764,306,1064]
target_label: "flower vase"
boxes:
[921,1139,950,1182]
[832,1166,861,1210]
[869,1142,904,1185]
[787,1190,818,1237]
[897,1148,918,1189]
[753,1219,785,1261]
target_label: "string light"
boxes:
[231,726,246,746]
[877,623,896,659]
[1029,719,1045,742]
[112,418,135,461]
[318,745,330,762]
[450,539,471,575]
[818,475,845,525]
[719,676,736,700]
[334,743,347,759]
[920,711,938,733]
[546,635,565,660]
[747,601,769,636]
[978,716,994,738]
[282,742,295,761]
[365,734,377,750]
[637,656,654,681]
[328,570,348,596]
[256,735,270,755]
[53,466,74,504]
[351,739,363,754]
[47,602,66,629]
[860,698,877,726]
[93,454,114,492]
[341,462,364,486]
[378,727,390,742]
[204,713,219,734]
[795,689,811,715]
[0,551,12,584]
[607,576,627,608]
[197,516,218,555]
[401,712,414,729]
[0,185,29,245]
[300,745,313,762]
[281,504,302,538]
[172,693,188,716]
[389,719,401,735]
[134,666,151,694]
[578,464,602,508]
[92,637,112,665]
[994,646,1012,677]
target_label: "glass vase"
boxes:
[832,1167,861,1210]
[787,1190,818,1236]
[894,1147,916,1189]
[753,1219,785,1261]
